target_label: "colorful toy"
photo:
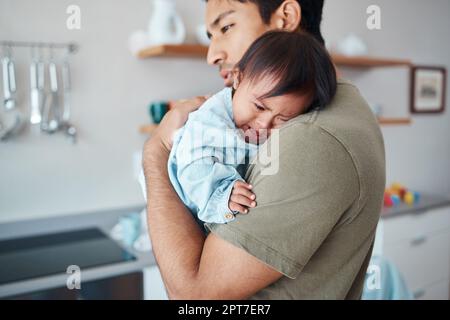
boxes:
[384,192,394,207]
[383,183,421,208]
[391,194,401,206]
[404,192,415,206]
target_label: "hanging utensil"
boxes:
[41,49,60,133]
[49,60,60,130]
[0,46,25,142]
[37,53,46,118]
[1,56,9,106]
[2,56,14,110]
[8,58,16,93]
[30,47,42,124]
[37,55,45,91]
[2,45,17,110]
[61,59,71,123]
[59,49,77,144]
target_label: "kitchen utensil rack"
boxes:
[0,41,78,53]
[0,40,79,143]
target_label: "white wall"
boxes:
[0,0,222,223]
[1,0,449,223]
[322,0,450,197]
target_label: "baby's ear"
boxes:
[232,69,241,90]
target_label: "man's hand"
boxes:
[168,95,211,110]
[147,96,210,153]
[229,181,257,214]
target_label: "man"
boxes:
[142,0,385,299]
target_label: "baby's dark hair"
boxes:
[236,31,337,111]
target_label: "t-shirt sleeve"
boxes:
[204,122,359,279]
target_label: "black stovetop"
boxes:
[0,228,136,285]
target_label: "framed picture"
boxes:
[411,66,447,114]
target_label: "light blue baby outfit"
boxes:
[168,88,258,224]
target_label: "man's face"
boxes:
[205,0,275,87]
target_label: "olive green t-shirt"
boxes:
[205,79,386,300]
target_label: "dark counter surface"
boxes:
[0,205,155,299]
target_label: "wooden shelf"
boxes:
[140,117,412,135]
[137,44,208,59]
[378,117,412,125]
[332,53,412,68]
[137,44,412,68]
[138,45,413,133]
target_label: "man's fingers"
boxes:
[229,202,249,214]
[169,96,207,112]
[230,195,257,208]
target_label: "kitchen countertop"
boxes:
[0,205,155,299]
[1,193,449,298]
[381,193,450,219]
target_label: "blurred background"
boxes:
[0,0,449,300]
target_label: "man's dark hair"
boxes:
[206,0,325,45]
[237,31,336,111]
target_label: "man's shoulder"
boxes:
[272,78,384,169]
[247,78,385,216]
[247,119,359,189]
[288,78,374,130]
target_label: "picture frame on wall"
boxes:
[411,66,447,114]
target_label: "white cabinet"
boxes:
[383,206,450,300]
[143,266,169,300]
[414,281,449,300]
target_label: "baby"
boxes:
[168,31,337,225]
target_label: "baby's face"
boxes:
[232,75,311,145]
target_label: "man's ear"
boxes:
[271,0,302,32]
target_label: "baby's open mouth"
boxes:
[241,125,268,145]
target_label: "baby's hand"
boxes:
[229,181,257,214]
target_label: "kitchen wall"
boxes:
[323,0,450,198]
[0,0,222,223]
[1,0,449,223]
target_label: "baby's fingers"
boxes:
[230,194,257,209]
[229,201,249,214]
[233,185,256,200]
[234,180,253,190]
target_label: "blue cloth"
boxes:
[168,88,258,224]
[362,255,414,300]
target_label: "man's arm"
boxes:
[143,108,282,300]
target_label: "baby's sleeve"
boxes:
[177,156,243,224]
[172,97,248,224]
